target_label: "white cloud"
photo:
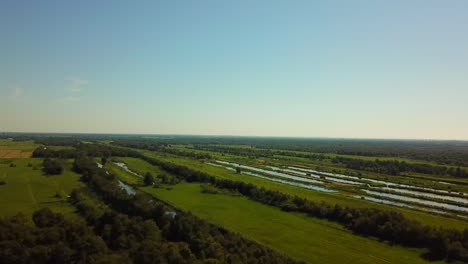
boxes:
[9,86,24,98]
[66,77,88,92]
[62,96,81,102]
[62,77,88,102]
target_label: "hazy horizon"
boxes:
[2,1,468,140]
[3,130,468,142]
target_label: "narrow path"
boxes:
[24,175,37,206]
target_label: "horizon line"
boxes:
[1,130,468,142]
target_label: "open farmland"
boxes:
[142,183,436,264]
[0,158,83,217]
[0,139,39,158]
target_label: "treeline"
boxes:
[5,133,468,166]
[193,145,271,159]
[32,143,140,159]
[135,154,468,262]
[110,139,169,151]
[157,147,212,160]
[72,156,300,264]
[332,157,468,178]
[109,139,212,159]
[192,145,326,161]
[110,137,468,167]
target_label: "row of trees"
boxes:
[332,157,468,178]
[156,147,212,160]
[193,145,327,161]
[72,156,300,264]
[33,143,141,159]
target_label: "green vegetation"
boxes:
[0,158,83,217]
[142,183,435,264]
[117,154,468,262]
[144,172,154,186]
[138,150,468,230]
[69,155,300,264]
[118,157,166,176]
[0,208,119,263]
[42,158,63,175]
[2,135,468,263]
[105,160,142,185]
[0,138,39,151]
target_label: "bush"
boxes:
[43,158,63,175]
[144,172,154,186]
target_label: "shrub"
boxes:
[43,158,63,175]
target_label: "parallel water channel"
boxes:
[355,196,447,215]
[374,187,468,205]
[216,161,324,185]
[363,190,468,213]
[288,166,467,197]
[209,160,468,215]
[242,171,336,193]
[268,166,363,185]
[210,161,335,193]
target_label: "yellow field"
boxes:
[0,139,38,158]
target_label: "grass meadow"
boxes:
[0,158,83,217]
[142,183,438,264]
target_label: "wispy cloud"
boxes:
[9,86,24,99]
[66,77,88,92]
[62,95,81,102]
[62,77,88,102]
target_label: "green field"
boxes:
[0,158,83,217]
[136,150,468,230]
[0,139,39,151]
[142,183,438,264]
[105,159,143,185]
[106,157,179,186]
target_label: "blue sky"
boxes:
[1,0,468,139]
